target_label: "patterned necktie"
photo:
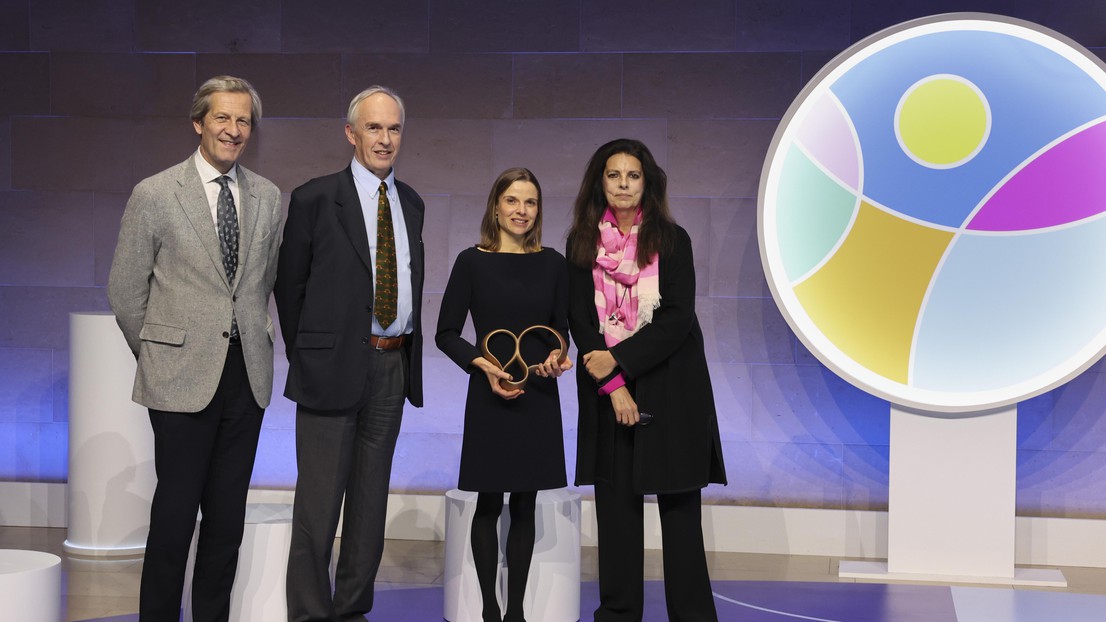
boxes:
[215,175,240,340]
[374,181,399,329]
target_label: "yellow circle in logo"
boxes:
[895,74,990,169]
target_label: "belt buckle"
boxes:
[374,335,387,351]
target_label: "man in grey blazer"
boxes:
[107,75,282,622]
[275,85,424,622]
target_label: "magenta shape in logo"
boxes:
[969,121,1106,232]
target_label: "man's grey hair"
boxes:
[190,75,263,127]
[346,85,406,126]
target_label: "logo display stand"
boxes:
[759,13,1106,586]
[839,405,1064,585]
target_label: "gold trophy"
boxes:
[480,325,567,390]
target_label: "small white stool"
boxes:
[443,489,581,622]
[183,503,294,621]
[0,549,62,622]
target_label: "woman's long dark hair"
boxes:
[566,138,676,268]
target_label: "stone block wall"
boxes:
[2,0,1106,516]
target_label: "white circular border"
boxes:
[758,13,1106,413]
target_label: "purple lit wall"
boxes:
[2,0,1105,517]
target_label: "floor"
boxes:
[3,525,1106,621]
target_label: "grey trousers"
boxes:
[285,349,406,622]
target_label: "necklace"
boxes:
[608,283,630,323]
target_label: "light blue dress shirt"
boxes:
[350,158,414,337]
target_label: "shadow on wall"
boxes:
[752,293,1106,518]
[745,283,1106,517]
[1016,366,1106,518]
[69,430,153,551]
[741,289,891,511]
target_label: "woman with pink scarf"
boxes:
[566,139,727,622]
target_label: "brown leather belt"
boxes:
[370,334,406,351]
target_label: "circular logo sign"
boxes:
[758,14,1106,412]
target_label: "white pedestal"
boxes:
[64,312,156,558]
[839,404,1065,586]
[444,489,581,622]
[0,549,62,622]
[183,503,295,622]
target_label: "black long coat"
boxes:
[568,225,727,494]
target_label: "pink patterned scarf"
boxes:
[592,206,661,349]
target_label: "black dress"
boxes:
[436,246,570,492]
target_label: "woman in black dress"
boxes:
[436,167,572,622]
[566,139,727,621]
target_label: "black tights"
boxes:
[470,491,537,622]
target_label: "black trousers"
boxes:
[593,423,718,622]
[139,344,265,622]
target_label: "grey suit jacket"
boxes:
[108,157,283,412]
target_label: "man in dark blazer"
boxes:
[107,76,282,622]
[275,85,425,622]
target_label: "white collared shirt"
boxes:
[350,158,414,337]
[193,148,242,225]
